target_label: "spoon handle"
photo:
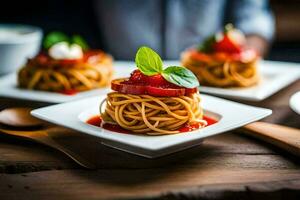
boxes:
[241,122,300,157]
[0,128,96,169]
[41,137,96,169]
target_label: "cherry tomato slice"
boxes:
[111,78,197,97]
[146,74,173,87]
[213,35,241,54]
[147,86,185,97]
[111,78,146,95]
[186,87,198,95]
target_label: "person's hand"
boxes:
[246,34,270,57]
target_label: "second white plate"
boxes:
[198,60,300,101]
[290,91,300,115]
[0,61,135,103]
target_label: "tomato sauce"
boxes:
[86,116,129,133]
[86,115,218,134]
[59,89,78,95]
[203,116,218,126]
[178,116,217,132]
[86,115,102,126]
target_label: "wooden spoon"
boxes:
[0,107,96,169]
[0,107,45,127]
[241,122,300,157]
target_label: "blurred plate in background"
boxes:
[195,60,300,101]
[0,60,299,103]
[290,91,300,115]
[0,61,133,103]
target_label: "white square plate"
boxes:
[0,61,136,103]
[31,94,271,158]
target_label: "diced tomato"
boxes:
[213,35,241,54]
[58,59,81,65]
[128,69,148,84]
[128,70,180,88]
[111,78,197,97]
[111,78,146,94]
[111,69,198,97]
[146,74,177,88]
[147,74,165,86]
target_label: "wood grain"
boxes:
[1,169,300,200]
[1,132,297,172]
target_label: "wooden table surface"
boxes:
[0,80,300,200]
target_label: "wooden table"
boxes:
[0,80,300,200]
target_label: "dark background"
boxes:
[1,0,300,62]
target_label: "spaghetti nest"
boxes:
[101,92,206,135]
[18,52,113,92]
[181,51,259,87]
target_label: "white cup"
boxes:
[0,24,43,75]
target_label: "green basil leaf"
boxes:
[162,66,199,88]
[43,32,69,49]
[197,35,216,53]
[135,46,163,76]
[71,35,89,51]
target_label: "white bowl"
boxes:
[0,24,42,75]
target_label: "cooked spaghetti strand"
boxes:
[181,51,259,87]
[18,52,113,92]
[101,92,206,135]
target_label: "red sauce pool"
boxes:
[86,116,128,133]
[86,115,218,134]
[59,89,78,95]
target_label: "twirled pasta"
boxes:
[181,50,259,87]
[18,51,113,92]
[101,92,207,135]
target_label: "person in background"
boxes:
[93,0,275,59]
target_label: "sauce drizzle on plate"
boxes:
[59,89,78,95]
[86,115,217,134]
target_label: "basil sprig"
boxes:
[197,35,216,53]
[135,46,199,88]
[71,35,89,51]
[197,23,235,53]
[43,32,89,50]
[43,32,69,49]
[135,46,163,76]
[162,66,199,88]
